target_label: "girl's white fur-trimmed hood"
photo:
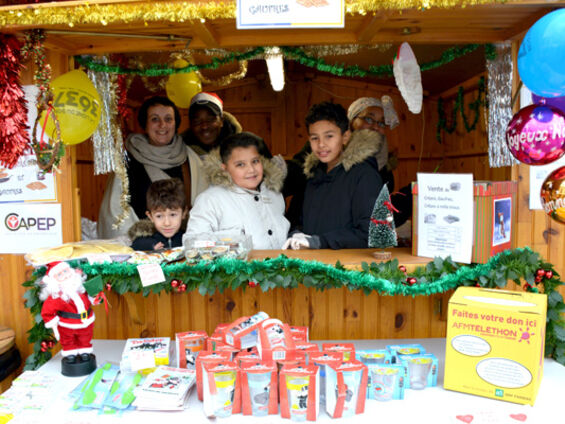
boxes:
[203,148,287,193]
[303,129,384,178]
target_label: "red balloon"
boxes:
[505,104,565,165]
[540,166,565,224]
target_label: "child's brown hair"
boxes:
[146,178,186,212]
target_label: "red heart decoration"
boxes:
[510,414,527,422]
[456,415,474,423]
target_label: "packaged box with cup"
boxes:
[240,361,278,416]
[367,364,406,401]
[385,343,426,364]
[235,349,261,367]
[220,312,269,350]
[202,361,241,418]
[310,351,343,407]
[324,360,367,418]
[321,343,355,361]
[444,287,547,405]
[294,343,320,365]
[279,364,319,422]
[257,318,297,362]
[195,350,232,401]
[175,330,207,369]
[355,349,391,366]
[398,353,438,389]
[290,326,309,342]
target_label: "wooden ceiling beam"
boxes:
[356,12,392,43]
[191,19,220,48]
[46,38,187,55]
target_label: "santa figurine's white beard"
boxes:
[39,271,86,302]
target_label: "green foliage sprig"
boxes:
[23,247,565,369]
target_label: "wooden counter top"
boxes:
[248,247,431,271]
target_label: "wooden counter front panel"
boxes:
[92,286,449,342]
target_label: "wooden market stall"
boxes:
[1,0,565,386]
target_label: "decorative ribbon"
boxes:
[94,291,110,314]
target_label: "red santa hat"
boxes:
[45,261,68,277]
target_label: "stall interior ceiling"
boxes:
[2,1,565,95]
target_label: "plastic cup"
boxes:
[360,352,386,365]
[213,371,236,418]
[407,358,432,390]
[286,376,309,422]
[247,371,271,416]
[371,367,400,401]
[313,362,327,406]
[183,337,205,369]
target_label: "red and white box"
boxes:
[322,343,356,361]
[202,361,241,417]
[213,341,239,359]
[175,330,207,369]
[279,364,319,422]
[240,361,278,416]
[290,326,309,342]
[207,332,223,351]
[195,350,232,401]
[325,360,368,418]
[294,343,320,365]
[235,349,261,367]
[220,312,269,350]
[257,318,297,362]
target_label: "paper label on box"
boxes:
[137,263,166,286]
[129,350,156,371]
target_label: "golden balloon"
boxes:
[165,59,202,109]
[540,166,565,224]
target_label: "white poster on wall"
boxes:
[417,173,473,264]
[0,203,62,254]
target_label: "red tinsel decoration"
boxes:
[0,34,31,169]
[111,54,133,127]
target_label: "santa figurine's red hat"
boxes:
[45,261,68,277]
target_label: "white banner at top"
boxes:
[237,0,344,29]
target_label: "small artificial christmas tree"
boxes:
[368,185,398,260]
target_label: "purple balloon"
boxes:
[505,104,565,165]
[532,94,565,114]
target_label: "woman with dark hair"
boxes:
[98,96,208,239]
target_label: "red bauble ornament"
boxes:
[47,340,55,349]
[536,269,546,278]
[398,265,407,273]
[105,283,112,291]
[407,277,417,285]
[40,341,48,349]
[535,275,543,283]
[40,346,47,352]
[179,284,187,292]
[248,281,258,287]
[170,279,180,288]
[475,283,481,287]
[545,270,554,279]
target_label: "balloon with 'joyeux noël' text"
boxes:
[505,104,565,166]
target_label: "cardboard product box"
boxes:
[202,361,241,418]
[385,343,426,364]
[412,180,518,263]
[235,350,261,367]
[195,350,233,401]
[355,349,391,366]
[294,343,320,365]
[366,364,406,401]
[290,326,309,342]
[321,343,356,361]
[240,361,278,416]
[175,331,207,369]
[220,312,269,350]
[444,287,547,405]
[325,360,367,418]
[398,353,439,389]
[257,318,297,362]
[279,364,319,422]
[310,351,344,408]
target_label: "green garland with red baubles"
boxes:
[23,247,565,370]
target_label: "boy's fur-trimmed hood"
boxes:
[303,128,384,178]
[127,218,187,240]
[203,148,286,193]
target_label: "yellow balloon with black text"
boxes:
[41,70,102,145]
[165,60,202,109]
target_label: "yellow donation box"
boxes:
[444,287,547,405]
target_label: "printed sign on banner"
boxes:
[0,153,57,203]
[0,203,62,254]
[237,0,344,29]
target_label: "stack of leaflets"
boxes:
[133,366,196,411]
[120,337,171,372]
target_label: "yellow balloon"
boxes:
[165,59,202,109]
[41,70,102,145]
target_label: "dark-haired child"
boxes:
[283,101,383,249]
[185,132,289,249]
[129,178,188,250]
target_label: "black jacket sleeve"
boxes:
[131,236,160,251]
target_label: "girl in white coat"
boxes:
[185,132,290,249]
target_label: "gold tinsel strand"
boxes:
[196,61,248,86]
[0,0,508,27]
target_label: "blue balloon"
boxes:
[518,9,565,98]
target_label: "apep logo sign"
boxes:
[0,203,62,254]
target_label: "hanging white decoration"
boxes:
[393,42,423,114]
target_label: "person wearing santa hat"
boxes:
[40,261,96,365]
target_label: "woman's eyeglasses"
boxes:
[359,116,387,128]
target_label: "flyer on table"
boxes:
[0,203,62,254]
[417,173,473,263]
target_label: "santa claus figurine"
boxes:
[40,261,97,376]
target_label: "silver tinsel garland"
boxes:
[487,43,518,168]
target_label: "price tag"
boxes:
[137,263,166,287]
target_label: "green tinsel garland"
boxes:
[436,76,487,143]
[22,248,565,370]
[74,44,495,79]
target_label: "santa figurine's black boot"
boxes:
[62,353,96,377]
